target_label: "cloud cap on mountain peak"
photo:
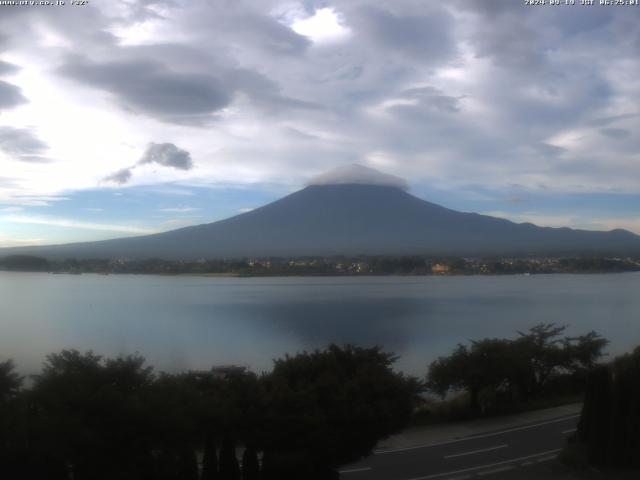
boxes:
[307,164,409,191]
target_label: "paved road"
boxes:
[339,413,579,480]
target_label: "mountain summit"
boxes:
[2,166,640,259]
[307,164,409,191]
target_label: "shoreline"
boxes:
[1,270,639,278]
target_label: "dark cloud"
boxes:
[534,143,566,158]
[348,6,456,63]
[0,80,27,110]
[60,45,321,126]
[139,143,193,170]
[588,113,640,127]
[0,127,49,161]
[224,67,321,112]
[0,60,19,76]
[239,13,311,55]
[1,0,639,200]
[177,3,311,56]
[470,15,548,70]
[104,168,133,185]
[104,142,193,184]
[600,128,630,140]
[457,0,523,16]
[59,58,233,124]
[400,87,462,113]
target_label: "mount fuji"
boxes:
[2,165,639,260]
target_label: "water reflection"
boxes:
[1,272,639,376]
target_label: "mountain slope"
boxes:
[3,184,640,259]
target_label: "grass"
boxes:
[410,392,583,427]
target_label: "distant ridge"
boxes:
[2,166,640,260]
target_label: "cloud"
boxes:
[0,127,49,161]
[0,60,19,76]
[588,113,640,127]
[0,233,44,248]
[104,168,133,185]
[159,206,200,213]
[401,87,462,113]
[0,0,639,246]
[600,128,630,140]
[348,5,456,63]
[59,57,232,124]
[239,12,311,55]
[0,177,18,187]
[3,215,157,234]
[533,143,566,158]
[103,142,193,184]
[308,164,409,191]
[290,7,352,44]
[139,142,193,170]
[0,80,27,110]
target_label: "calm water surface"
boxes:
[1,272,639,375]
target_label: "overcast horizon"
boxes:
[0,0,639,247]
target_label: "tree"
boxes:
[511,323,570,396]
[30,350,155,480]
[427,339,514,415]
[427,324,608,415]
[563,330,609,372]
[241,444,260,480]
[513,324,608,397]
[577,347,640,468]
[201,435,219,480]
[577,366,613,466]
[0,360,26,479]
[0,255,49,271]
[0,360,22,401]
[261,344,420,476]
[219,434,240,480]
[177,448,198,480]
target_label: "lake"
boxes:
[1,272,639,376]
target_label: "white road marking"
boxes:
[478,465,514,476]
[444,444,508,459]
[339,467,372,474]
[562,428,577,434]
[535,455,558,463]
[375,415,579,454]
[404,448,563,480]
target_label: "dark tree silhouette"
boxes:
[261,344,420,476]
[29,350,155,480]
[219,434,241,480]
[241,444,260,480]
[427,324,608,415]
[578,366,613,466]
[178,448,198,480]
[0,360,22,401]
[428,339,513,415]
[577,346,640,468]
[0,360,27,480]
[201,435,219,480]
[0,345,419,479]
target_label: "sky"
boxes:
[0,0,639,247]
